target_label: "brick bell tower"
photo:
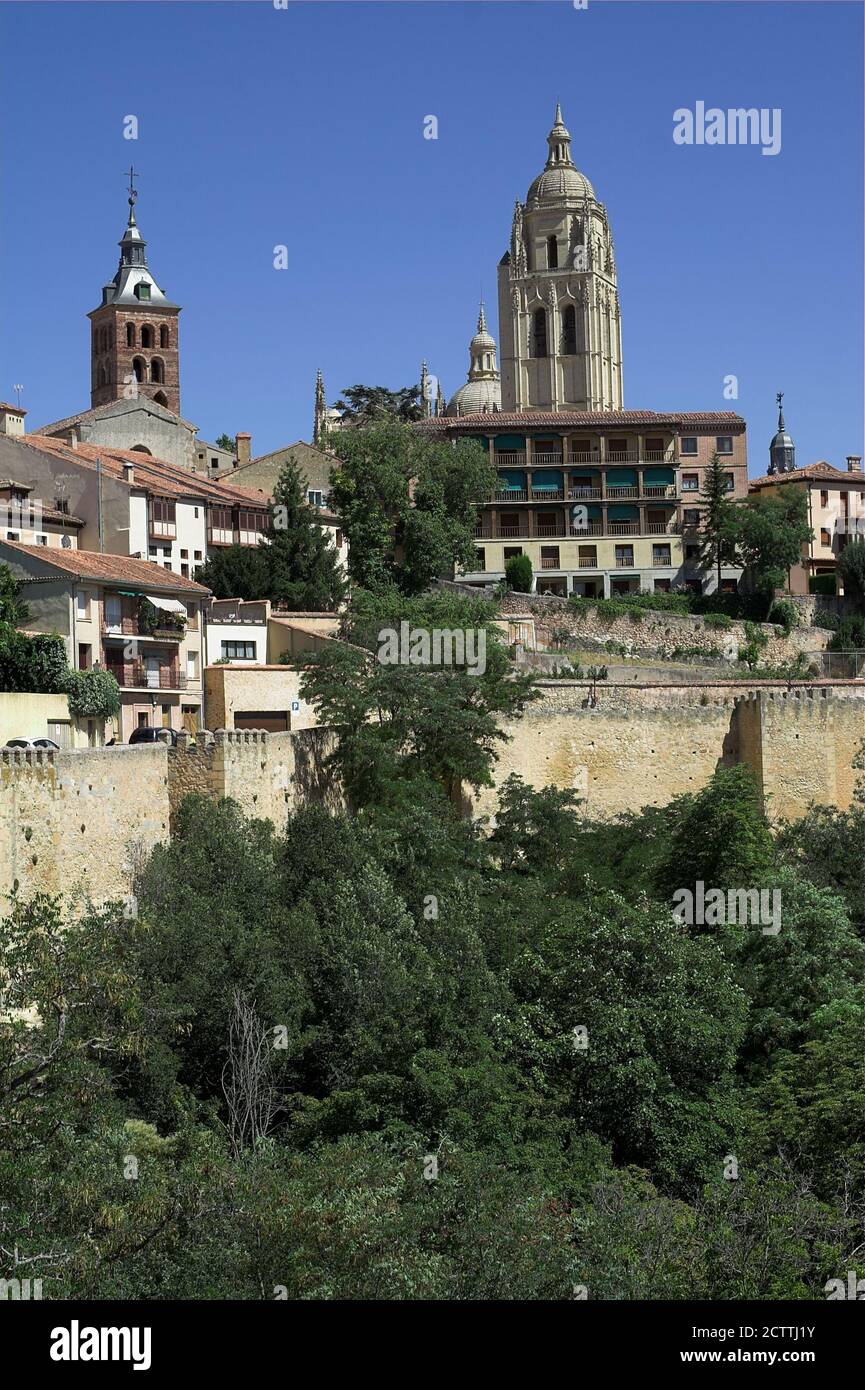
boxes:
[88,168,181,413]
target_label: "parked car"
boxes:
[5,737,60,750]
[128,726,178,747]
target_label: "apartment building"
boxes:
[0,541,208,740]
[418,411,747,597]
[749,456,865,594]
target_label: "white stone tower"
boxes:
[497,105,623,413]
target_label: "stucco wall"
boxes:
[0,693,72,744]
[203,665,317,730]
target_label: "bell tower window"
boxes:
[141,325,154,348]
[531,308,548,359]
[126,323,135,347]
[160,324,170,348]
[132,357,145,383]
[547,236,558,269]
[561,305,577,356]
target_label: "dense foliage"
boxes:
[328,422,495,594]
[2,662,862,1297]
[64,668,121,720]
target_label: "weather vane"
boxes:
[125,164,139,206]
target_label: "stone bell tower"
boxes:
[497,105,623,413]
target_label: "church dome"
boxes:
[446,301,501,417]
[527,104,594,205]
[446,378,501,417]
[528,165,594,204]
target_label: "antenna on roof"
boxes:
[12,384,23,407]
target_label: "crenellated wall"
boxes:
[0,728,341,912]
[1,689,861,912]
[470,682,865,824]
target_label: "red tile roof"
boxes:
[416,410,746,432]
[18,434,273,507]
[0,540,210,593]
[750,462,863,489]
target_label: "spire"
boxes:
[313,368,326,445]
[477,300,487,334]
[545,102,575,170]
[768,391,796,475]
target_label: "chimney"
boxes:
[235,432,251,467]
[0,403,26,437]
[122,462,134,484]
[846,455,862,473]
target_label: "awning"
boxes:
[145,594,187,614]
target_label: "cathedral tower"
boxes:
[497,105,623,412]
[446,302,502,416]
[88,174,181,413]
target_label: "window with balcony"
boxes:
[499,512,521,538]
[208,505,234,545]
[540,546,560,569]
[682,473,699,492]
[474,548,485,569]
[503,547,523,560]
[723,473,735,492]
[614,545,634,567]
[578,545,597,568]
[680,437,698,456]
[716,437,733,454]
[652,544,672,566]
[149,497,177,538]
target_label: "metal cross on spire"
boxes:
[125,164,139,205]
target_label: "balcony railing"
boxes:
[567,486,602,500]
[499,524,522,538]
[535,527,562,539]
[606,486,639,499]
[494,489,527,501]
[540,555,561,569]
[534,452,564,465]
[652,555,673,567]
[608,521,640,535]
[607,451,639,463]
[642,450,672,462]
[103,621,184,642]
[643,484,676,498]
[570,522,604,536]
[106,665,187,690]
[494,452,526,466]
[567,451,599,464]
[532,488,565,501]
[646,522,674,535]
[614,556,635,568]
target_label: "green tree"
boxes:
[265,453,346,610]
[505,553,533,593]
[214,433,237,455]
[300,589,538,806]
[731,490,812,614]
[193,544,272,602]
[837,537,865,612]
[0,562,29,628]
[332,383,423,426]
[329,422,495,595]
[698,452,739,591]
[653,765,775,910]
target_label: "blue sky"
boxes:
[1,1,861,474]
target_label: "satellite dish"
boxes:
[61,535,72,549]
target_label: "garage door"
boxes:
[234,711,289,732]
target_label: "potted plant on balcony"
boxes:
[137,597,188,637]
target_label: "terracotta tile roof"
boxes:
[0,540,210,593]
[750,462,863,488]
[416,410,746,432]
[19,434,273,507]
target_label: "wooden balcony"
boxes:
[494,452,526,466]
[106,664,187,690]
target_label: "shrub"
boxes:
[703,612,732,631]
[767,598,798,636]
[738,622,770,669]
[504,554,533,593]
[828,615,865,652]
[0,630,68,693]
[809,573,837,596]
[64,669,121,720]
